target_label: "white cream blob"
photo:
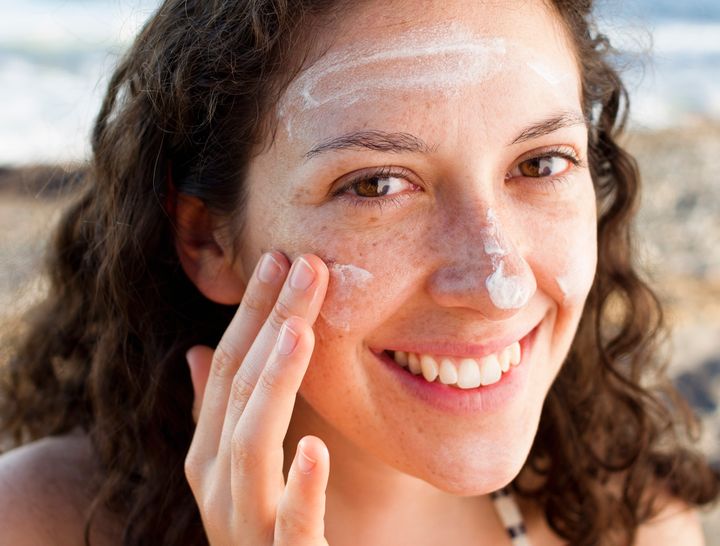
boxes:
[485,261,534,310]
[319,263,374,331]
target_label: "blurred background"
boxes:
[0,0,718,540]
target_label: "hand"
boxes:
[184,251,331,545]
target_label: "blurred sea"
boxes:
[0,0,719,165]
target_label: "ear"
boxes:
[172,194,246,305]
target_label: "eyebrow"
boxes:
[509,111,588,145]
[304,130,435,160]
[303,111,588,161]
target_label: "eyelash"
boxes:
[333,147,582,210]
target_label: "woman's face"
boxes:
[235,0,597,494]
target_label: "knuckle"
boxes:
[183,452,202,488]
[230,432,260,472]
[269,298,293,331]
[241,289,267,320]
[276,504,314,538]
[229,371,255,411]
[256,363,283,399]
[211,344,237,379]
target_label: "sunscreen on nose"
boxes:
[482,209,535,310]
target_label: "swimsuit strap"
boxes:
[490,487,532,546]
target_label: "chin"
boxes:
[406,431,536,496]
[425,460,526,497]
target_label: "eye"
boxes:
[353,175,404,198]
[332,166,419,210]
[507,149,579,180]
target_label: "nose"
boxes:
[425,208,537,321]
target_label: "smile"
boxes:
[385,341,521,389]
[370,321,541,415]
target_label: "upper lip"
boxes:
[371,320,540,359]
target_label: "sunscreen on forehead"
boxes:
[279,22,507,118]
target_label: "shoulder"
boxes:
[635,498,705,546]
[0,431,121,545]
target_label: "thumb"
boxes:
[275,435,330,545]
[186,345,214,423]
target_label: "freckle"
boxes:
[292,188,311,200]
[368,216,379,223]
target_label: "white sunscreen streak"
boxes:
[279,23,506,116]
[483,209,508,257]
[556,275,571,300]
[319,263,373,331]
[331,263,373,284]
[483,209,534,310]
[525,60,571,86]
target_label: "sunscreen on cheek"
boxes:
[319,263,374,331]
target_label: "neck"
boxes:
[283,396,507,546]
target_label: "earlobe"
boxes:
[172,194,246,305]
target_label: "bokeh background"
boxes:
[1,0,718,540]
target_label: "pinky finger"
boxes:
[274,436,330,545]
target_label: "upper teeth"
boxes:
[390,341,521,389]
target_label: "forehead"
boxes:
[276,0,581,149]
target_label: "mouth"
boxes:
[369,321,541,414]
[381,338,521,390]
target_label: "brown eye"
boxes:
[344,174,410,198]
[355,176,392,197]
[508,155,576,178]
[516,155,571,178]
[333,167,421,211]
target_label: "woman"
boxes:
[0,0,717,544]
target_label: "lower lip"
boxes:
[371,325,539,416]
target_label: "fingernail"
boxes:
[277,322,299,355]
[297,443,316,474]
[257,253,282,284]
[289,258,315,291]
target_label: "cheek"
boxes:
[315,233,424,335]
[250,208,430,338]
[318,263,376,331]
[528,200,598,307]
[554,222,598,304]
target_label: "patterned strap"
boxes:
[490,487,532,546]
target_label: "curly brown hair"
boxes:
[1,0,718,544]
